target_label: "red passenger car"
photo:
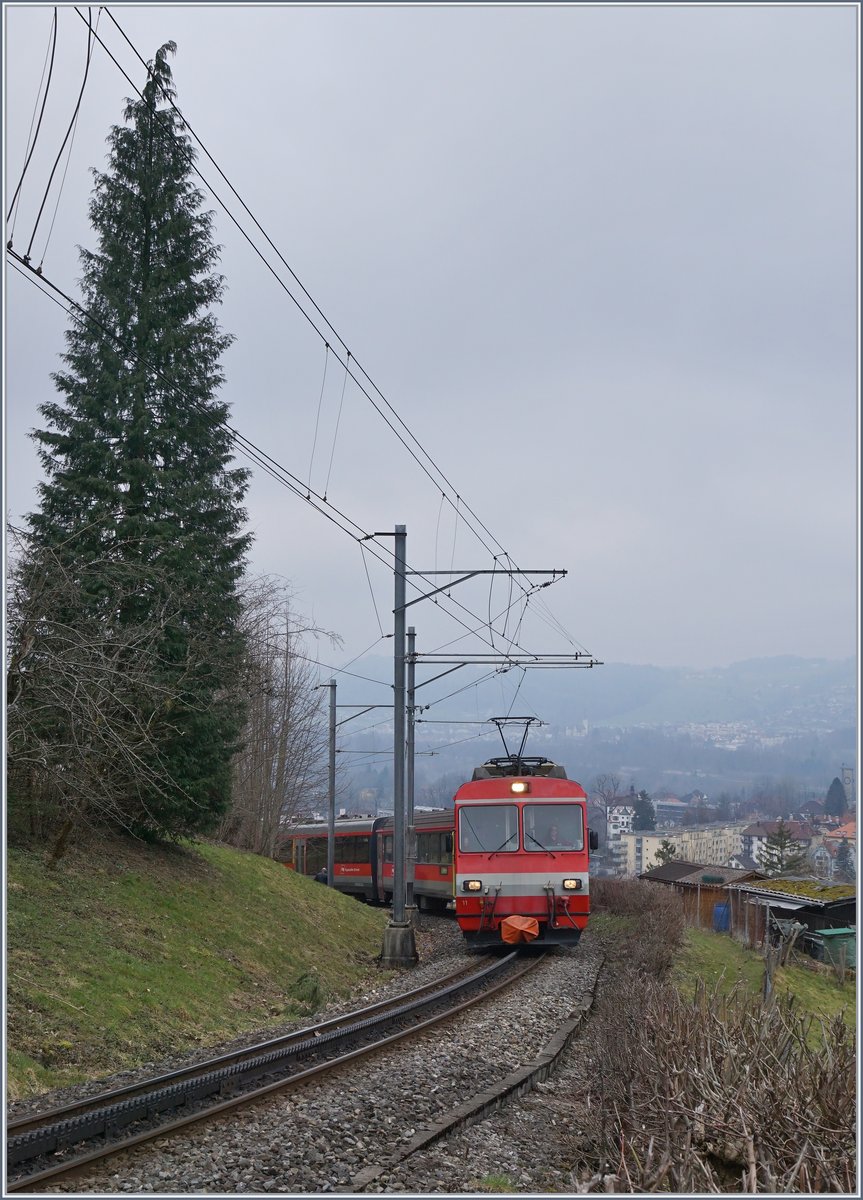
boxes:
[454,756,596,948]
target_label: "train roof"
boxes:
[471,756,568,781]
[278,811,454,839]
[375,809,453,833]
[278,817,381,837]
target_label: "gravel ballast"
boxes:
[34,917,605,1194]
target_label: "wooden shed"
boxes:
[639,861,765,929]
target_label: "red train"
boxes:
[453,755,597,948]
[276,810,454,911]
[277,754,596,949]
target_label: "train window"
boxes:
[305,838,327,875]
[417,832,447,863]
[383,835,393,863]
[523,804,584,851]
[444,833,453,855]
[334,836,370,863]
[458,804,518,852]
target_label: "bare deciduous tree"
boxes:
[217,576,340,857]
[6,527,216,859]
[590,772,621,846]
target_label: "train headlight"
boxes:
[510,781,529,794]
[562,878,582,890]
[463,879,483,892]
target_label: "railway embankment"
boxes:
[6,834,390,1101]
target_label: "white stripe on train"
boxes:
[455,872,588,895]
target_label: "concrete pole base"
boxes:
[380,921,418,968]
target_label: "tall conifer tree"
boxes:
[757,821,809,876]
[825,777,848,818]
[21,43,250,838]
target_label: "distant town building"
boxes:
[820,820,857,878]
[604,798,636,873]
[739,820,816,867]
[620,822,746,876]
[841,765,856,808]
[653,796,689,826]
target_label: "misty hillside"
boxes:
[524,656,857,731]
[342,655,856,733]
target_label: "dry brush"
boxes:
[571,880,855,1193]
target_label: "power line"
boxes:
[9,18,593,665]
[88,7,588,645]
[11,250,580,671]
[78,9,507,573]
[25,7,95,261]
[7,6,58,228]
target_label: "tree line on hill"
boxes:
[6,45,330,862]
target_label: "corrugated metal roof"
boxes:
[677,865,764,886]
[727,878,856,907]
[640,861,710,882]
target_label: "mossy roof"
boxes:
[729,877,856,904]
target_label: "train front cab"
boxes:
[454,778,592,948]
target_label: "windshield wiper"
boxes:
[526,832,556,858]
[488,836,518,858]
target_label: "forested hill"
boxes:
[344,655,856,733]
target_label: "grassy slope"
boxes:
[672,927,856,1031]
[6,836,389,1100]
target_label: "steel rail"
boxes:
[7,955,494,1138]
[7,952,545,1193]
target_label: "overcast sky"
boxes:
[4,3,859,701]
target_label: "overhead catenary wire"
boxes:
[89,7,589,650]
[100,11,596,663]
[36,6,104,267]
[13,16,594,667]
[12,241,554,666]
[335,633,391,676]
[358,542,386,639]
[25,7,95,262]
[306,342,329,496]
[25,28,553,664]
[7,6,59,229]
[85,9,516,578]
[10,270,555,754]
[323,352,349,500]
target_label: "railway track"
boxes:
[7,950,544,1192]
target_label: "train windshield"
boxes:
[458,804,518,852]
[523,803,584,851]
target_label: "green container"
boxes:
[819,927,856,967]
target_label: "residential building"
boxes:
[824,818,857,850]
[739,820,816,868]
[621,822,746,877]
[606,799,636,874]
[820,820,857,878]
[653,796,689,826]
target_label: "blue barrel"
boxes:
[712,902,730,932]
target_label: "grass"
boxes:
[582,912,637,939]
[671,927,856,1034]
[472,1174,518,1193]
[6,834,390,1099]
